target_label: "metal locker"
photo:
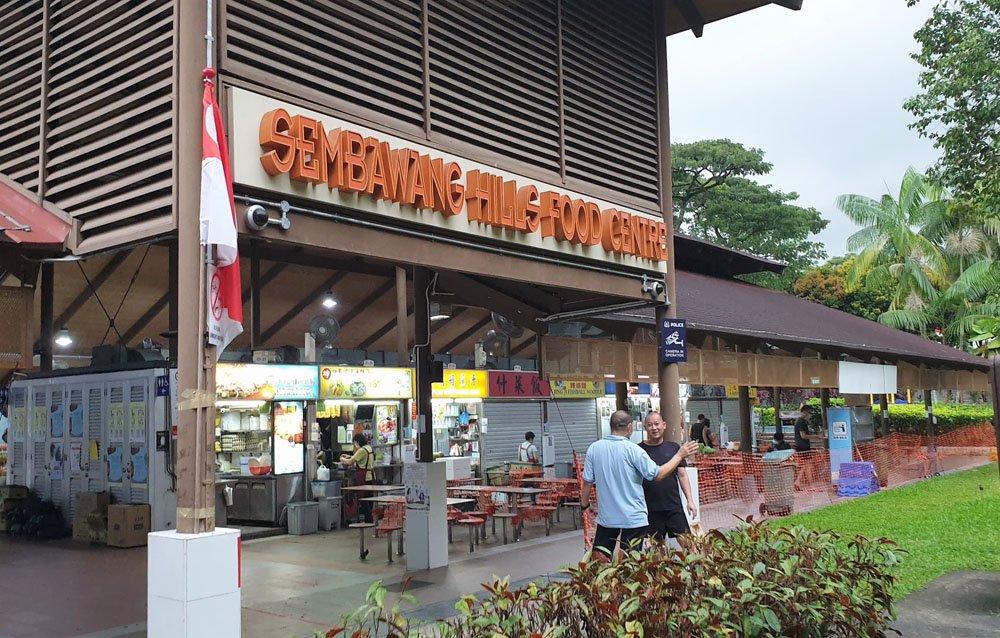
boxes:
[8,386,27,487]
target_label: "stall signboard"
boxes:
[319,366,413,400]
[488,371,550,398]
[432,370,487,399]
[216,364,319,400]
[550,379,604,399]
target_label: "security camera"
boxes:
[245,204,291,232]
[641,274,665,298]
[246,205,269,231]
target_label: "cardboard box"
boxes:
[107,504,150,548]
[75,491,111,519]
[0,485,29,500]
[73,512,108,542]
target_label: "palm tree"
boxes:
[838,168,949,336]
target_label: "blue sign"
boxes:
[660,319,687,363]
[155,375,170,397]
[827,407,853,481]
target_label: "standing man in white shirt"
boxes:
[518,431,540,464]
[581,410,698,558]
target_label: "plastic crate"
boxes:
[287,501,319,535]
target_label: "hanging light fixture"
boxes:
[55,327,73,348]
[321,291,337,309]
[429,302,452,321]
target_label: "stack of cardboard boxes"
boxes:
[72,492,151,547]
[0,485,29,532]
[73,491,111,543]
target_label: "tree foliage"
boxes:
[905,0,1000,211]
[672,139,828,290]
[793,256,894,322]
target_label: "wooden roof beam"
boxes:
[260,271,351,343]
[436,272,545,331]
[241,262,288,304]
[675,0,705,37]
[118,292,169,346]
[440,316,492,354]
[772,0,803,10]
[336,279,395,330]
[56,251,129,329]
[358,305,413,350]
[510,335,536,357]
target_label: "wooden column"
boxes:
[168,241,179,362]
[772,387,782,435]
[738,385,752,452]
[654,1,682,442]
[396,267,408,364]
[924,389,938,475]
[39,263,53,371]
[990,357,1000,480]
[413,267,433,462]
[820,387,831,432]
[175,0,214,533]
[879,393,890,438]
[615,382,628,411]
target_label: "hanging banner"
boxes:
[488,371,551,398]
[660,319,687,363]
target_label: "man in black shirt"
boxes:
[689,414,710,446]
[641,411,697,541]
[793,405,819,451]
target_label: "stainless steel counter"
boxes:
[219,473,304,524]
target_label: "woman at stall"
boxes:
[341,432,376,523]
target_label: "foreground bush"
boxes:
[328,521,904,638]
[756,400,992,436]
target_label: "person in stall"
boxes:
[341,432,376,523]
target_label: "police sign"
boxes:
[660,319,687,363]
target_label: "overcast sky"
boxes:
[667,0,938,258]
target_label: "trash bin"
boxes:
[759,449,796,517]
[287,501,319,535]
[316,496,342,531]
[311,480,342,498]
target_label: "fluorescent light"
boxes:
[321,291,337,308]
[637,375,651,380]
[429,302,451,321]
[54,327,73,348]
[603,374,615,379]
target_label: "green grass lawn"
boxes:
[777,463,1000,597]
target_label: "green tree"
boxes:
[905,0,1000,212]
[672,140,827,290]
[793,256,893,321]
[671,139,772,229]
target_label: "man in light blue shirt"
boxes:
[581,409,697,558]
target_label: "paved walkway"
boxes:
[892,571,1000,638]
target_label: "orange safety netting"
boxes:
[688,422,998,531]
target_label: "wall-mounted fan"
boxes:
[491,313,524,339]
[482,328,510,357]
[308,315,340,348]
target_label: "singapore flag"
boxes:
[200,68,243,357]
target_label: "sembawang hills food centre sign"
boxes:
[229,88,667,268]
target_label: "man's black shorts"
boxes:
[593,523,648,558]
[648,509,690,540]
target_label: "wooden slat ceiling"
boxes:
[22,245,552,363]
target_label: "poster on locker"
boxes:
[69,401,84,437]
[130,445,148,484]
[128,402,147,443]
[50,403,64,438]
[107,445,125,483]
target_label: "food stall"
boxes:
[317,366,411,483]
[215,363,318,524]
[431,369,487,475]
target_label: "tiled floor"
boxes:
[0,510,587,638]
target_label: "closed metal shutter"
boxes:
[225,0,426,134]
[548,399,599,464]
[562,0,659,206]
[0,0,43,191]
[43,0,175,251]
[686,398,739,443]
[482,401,543,471]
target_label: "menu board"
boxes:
[374,404,399,445]
[432,370,487,399]
[488,371,550,398]
[550,379,604,399]
[272,401,305,475]
[319,366,412,400]
[216,364,319,400]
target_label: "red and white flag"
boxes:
[200,68,243,358]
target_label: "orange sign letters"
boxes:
[259,108,667,262]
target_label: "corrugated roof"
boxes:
[674,234,785,277]
[597,269,989,371]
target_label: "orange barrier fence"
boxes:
[688,422,997,528]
